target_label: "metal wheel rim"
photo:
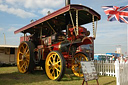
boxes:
[17,42,30,73]
[72,53,88,77]
[45,52,62,80]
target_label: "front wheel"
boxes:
[45,51,66,81]
[71,52,89,77]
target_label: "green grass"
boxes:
[0,66,116,85]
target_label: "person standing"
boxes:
[112,55,115,61]
[120,54,124,63]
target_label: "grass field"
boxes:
[0,66,116,85]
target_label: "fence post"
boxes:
[115,59,120,85]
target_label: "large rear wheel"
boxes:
[17,41,35,73]
[45,51,66,81]
[71,52,89,77]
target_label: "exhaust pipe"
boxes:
[65,0,70,6]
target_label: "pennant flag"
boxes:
[102,6,128,24]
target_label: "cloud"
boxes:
[0,4,37,18]
[24,0,64,9]
[1,0,64,18]
[5,0,64,9]
[5,0,18,4]
[8,27,17,32]
[0,0,2,3]
[39,8,55,16]
[0,28,3,31]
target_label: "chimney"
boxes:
[65,0,70,6]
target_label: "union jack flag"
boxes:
[102,6,128,24]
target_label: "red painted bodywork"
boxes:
[52,42,61,51]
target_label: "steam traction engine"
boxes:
[14,0,100,81]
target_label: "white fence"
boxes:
[94,60,115,76]
[94,60,128,85]
[115,60,128,85]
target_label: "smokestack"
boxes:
[65,0,70,6]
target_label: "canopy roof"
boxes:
[14,4,100,35]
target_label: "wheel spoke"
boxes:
[22,62,28,70]
[79,56,82,61]
[25,49,29,55]
[52,55,56,63]
[21,45,25,51]
[19,51,23,55]
[57,57,59,61]
[52,69,55,77]
[49,59,53,64]
[22,45,25,49]
[55,67,60,77]
[55,67,61,72]
[47,62,51,66]
[49,66,53,70]
[25,60,29,65]
[21,63,25,70]
[24,46,28,53]
[19,45,25,54]
[19,59,23,62]
[25,61,28,66]
[26,54,30,59]
[21,67,25,72]
[54,60,61,65]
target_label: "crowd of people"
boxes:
[110,54,128,62]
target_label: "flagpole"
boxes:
[127,24,128,56]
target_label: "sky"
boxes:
[0,0,127,55]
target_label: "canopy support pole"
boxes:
[24,33,26,41]
[76,10,79,36]
[47,21,56,33]
[69,11,77,35]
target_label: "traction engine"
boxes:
[15,0,100,81]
